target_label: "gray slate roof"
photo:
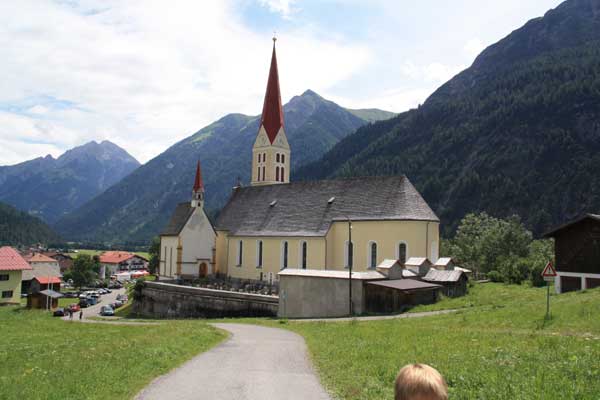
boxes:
[216,176,439,237]
[366,279,442,291]
[423,269,466,283]
[161,203,194,236]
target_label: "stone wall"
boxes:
[135,281,279,318]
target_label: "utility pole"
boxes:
[348,217,353,317]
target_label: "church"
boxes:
[160,38,440,283]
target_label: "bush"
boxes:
[529,262,547,287]
[488,270,503,282]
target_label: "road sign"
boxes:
[542,261,557,281]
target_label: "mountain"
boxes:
[56,90,395,245]
[0,140,140,224]
[297,0,600,236]
[0,202,61,246]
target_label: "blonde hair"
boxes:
[394,364,448,400]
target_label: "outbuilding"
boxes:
[364,279,441,314]
[544,214,600,293]
[422,269,468,297]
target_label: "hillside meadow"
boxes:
[0,307,225,400]
[278,283,600,399]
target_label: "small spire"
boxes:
[193,161,203,192]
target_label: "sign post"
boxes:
[541,261,557,319]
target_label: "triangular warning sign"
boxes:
[541,261,557,277]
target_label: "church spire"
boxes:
[251,37,290,187]
[192,160,204,208]
[260,37,284,144]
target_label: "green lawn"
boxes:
[0,307,226,400]
[67,249,150,260]
[276,283,600,400]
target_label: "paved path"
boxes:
[135,323,331,400]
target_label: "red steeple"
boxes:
[260,38,284,144]
[193,161,203,192]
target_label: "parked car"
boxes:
[53,308,65,317]
[111,300,123,309]
[69,303,81,312]
[100,306,114,316]
[78,299,89,308]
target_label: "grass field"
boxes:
[0,307,225,400]
[277,283,600,400]
[67,249,150,260]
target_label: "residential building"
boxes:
[21,253,62,294]
[0,246,32,304]
[159,161,216,279]
[544,214,600,293]
[99,251,149,279]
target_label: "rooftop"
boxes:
[99,251,137,264]
[366,279,442,291]
[278,268,386,280]
[216,176,439,237]
[0,247,32,271]
[25,253,59,263]
[423,269,466,283]
[161,203,195,236]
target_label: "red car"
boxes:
[69,303,81,312]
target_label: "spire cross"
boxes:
[273,31,277,44]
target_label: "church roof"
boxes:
[161,203,195,236]
[260,40,284,144]
[216,175,439,237]
[193,161,204,192]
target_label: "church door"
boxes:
[199,262,208,278]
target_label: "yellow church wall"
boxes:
[215,231,229,276]
[325,220,439,271]
[225,236,326,281]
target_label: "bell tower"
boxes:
[251,37,290,186]
[191,160,204,208]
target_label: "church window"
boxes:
[281,154,285,163]
[276,166,280,182]
[369,241,377,269]
[397,242,407,264]
[237,240,243,266]
[257,153,260,163]
[262,153,266,162]
[281,167,285,181]
[257,240,263,267]
[257,166,261,181]
[262,166,265,181]
[345,241,354,268]
[276,153,280,162]
[301,241,307,269]
[281,241,288,269]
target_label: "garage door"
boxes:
[586,278,600,290]
[561,276,582,293]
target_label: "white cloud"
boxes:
[0,0,369,165]
[258,0,298,19]
[401,61,464,84]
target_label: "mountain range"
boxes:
[0,140,140,224]
[55,91,395,244]
[297,0,600,236]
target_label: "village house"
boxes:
[43,252,73,272]
[159,161,216,280]
[544,213,600,293]
[99,251,148,279]
[0,246,32,304]
[21,253,62,294]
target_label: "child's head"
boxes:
[394,363,448,400]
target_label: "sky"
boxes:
[0,0,564,166]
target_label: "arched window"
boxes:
[281,154,285,164]
[281,241,289,269]
[397,242,407,264]
[345,241,354,268]
[275,166,280,182]
[369,241,377,269]
[300,241,307,269]
[262,153,265,162]
[281,167,285,181]
[257,153,260,163]
[276,153,280,162]
[237,240,243,266]
[257,166,261,181]
[262,166,265,181]
[256,240,263,267]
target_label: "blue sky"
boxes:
[0,0,562,165]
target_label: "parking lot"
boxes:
[62,287,126,320]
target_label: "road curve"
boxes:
[135,323,331,400]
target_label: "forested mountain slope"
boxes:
[0,202,61,246]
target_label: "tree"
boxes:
[148,237,160,275]
[71,254,97,289]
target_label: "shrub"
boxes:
[488,270,503,282]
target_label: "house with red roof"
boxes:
[0,246,32,304]
[99,251,148,279]
[22,253,62,295]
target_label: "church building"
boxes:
[211,39,440,282]
[159,162,216,279]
